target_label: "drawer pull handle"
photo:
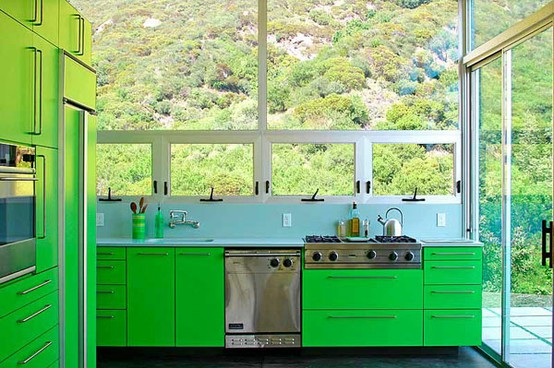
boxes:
[431,252,476,256]
[18,304,52,323]
[328,276,398,279]
[431,290,476,294]
[97,252,115,256]
[97,315,115,319]
[97,265,115,269]
[18,280,52,295]
[431,315,475,319]
[328,315,397,319]
[18,341,52,365]
[178,252,211,256]
[97,290,115,294]
[431,266,476,270]
[137,252,169,256]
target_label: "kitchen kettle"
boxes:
[377,207,404,236]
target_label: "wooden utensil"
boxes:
[141,203,148,213]
[130,202,138,214]
[139,197,144,212]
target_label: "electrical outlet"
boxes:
[437,213,446,227]
[96,213,105,227]
[282,213,292,227]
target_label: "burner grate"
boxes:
[305,235,341,243]
[375,235,417,243]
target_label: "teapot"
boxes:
[377,207,404,236]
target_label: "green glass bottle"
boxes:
[155,205,164,238]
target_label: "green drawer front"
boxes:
[64,56,96,110]
[303,269,423,309]
[424,247,482,261]
[424,261,482,285]
[424,285,482,309]
[97,310,126,347]
[46,360,59,368]
[0,268,58,318]
[0,292,58,362]
[97,247,126,260]
[0,325,58,368]
[96,285,126,310]
[303,309,423,347]
[424,309,482,346]
[97,261,126,285]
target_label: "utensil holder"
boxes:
[132,213,146,239]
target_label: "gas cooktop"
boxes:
[304,235,418,244]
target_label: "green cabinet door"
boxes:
[58,1,92,65]
[0,0,34,29]
[424,309,482,346]
[32,0,59,46]
[424,260,483,285]
[176,248,224,347]
[35,147,58,272]
[97,310,126,347]
[0,325,59,368]
[63,55,96,110]
[127,248,175,346]
[0,11,33,145]
[31,34,58,148]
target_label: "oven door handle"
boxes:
[0,177,38,181]
[224,251,301,257]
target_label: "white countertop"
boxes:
[97,237,304,247]
[420,238,483,247]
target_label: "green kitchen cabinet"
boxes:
[97,247,126,261]
[424,309,482,346]
[424,285,482,309]
[97,310,126,347]
[97,260,126,285]
[97,285,126,310]
[0,11,33,145]
[423,247,482,262]
[424,260,482,285]
[35,147,58,272]
[0,325,59,368]
[0,0,58,44]
[0,0,35,29]
[31,33,59,148]
[303,269,423,309]
[303,309,423,347]
[127,248,175,346]
[63,55,96,110]
[175,248,224,347]
[59,0,92,65]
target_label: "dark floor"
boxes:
[97,347,497,368]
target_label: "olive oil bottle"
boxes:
[349,202,360,236]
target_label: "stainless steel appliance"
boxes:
[225,249,301,348]
[0,143,37,284]
[304,235,422,269]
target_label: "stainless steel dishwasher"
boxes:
[224,249,301,348]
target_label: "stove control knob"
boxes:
[270,258,280,268]
[312,252,323,262]
[283,258,293,268]
[389,252,398,261]
[367,250,377,260]
[405,251,415,261]
[329,251,339,262]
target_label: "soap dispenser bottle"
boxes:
[349,202,360,237]
[155,205,164,238]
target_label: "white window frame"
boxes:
[96,0,463,205]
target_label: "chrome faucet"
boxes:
[168,210,200,229]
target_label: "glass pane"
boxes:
[372,144,454,196]
[471,0,550,50]
[70,0,258,130]
[96,144,152,196]
[272,144,354,196]
[267,0,459,130]
[171,144,254,196]
[508,28,552,368]
[476,57,503,356]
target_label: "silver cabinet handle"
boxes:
[431,290,476,294]
[431,266,476,269]
[431,252,476,256]
[97,265,114,269]
[328,315,397,319]
[18,304,52,323]
[178,252,211,256]
[328,276,398,279]
[97,315,115,319]
[431,315,475,319]
[36,154,46,239]
[18,341,52,365]
[0,177,38,181]
[32,47,43,136]
[97,290,115,294]
[137,252,169,256]
[97,252,115,256]
[18,280,52,295]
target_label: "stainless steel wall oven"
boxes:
[0,142,37,284]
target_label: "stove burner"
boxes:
[375,235,417,243]
[305,235,341,243]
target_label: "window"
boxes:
[170,144,254,196]
[271,144,355,196]
[96,144,152,196]
[372,143,455,196]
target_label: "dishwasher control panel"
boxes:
[226,334,301,348]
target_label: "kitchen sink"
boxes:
[141,238,215,244]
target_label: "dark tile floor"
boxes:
[97,347,497,368]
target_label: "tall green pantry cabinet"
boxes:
[0,1,96,368]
